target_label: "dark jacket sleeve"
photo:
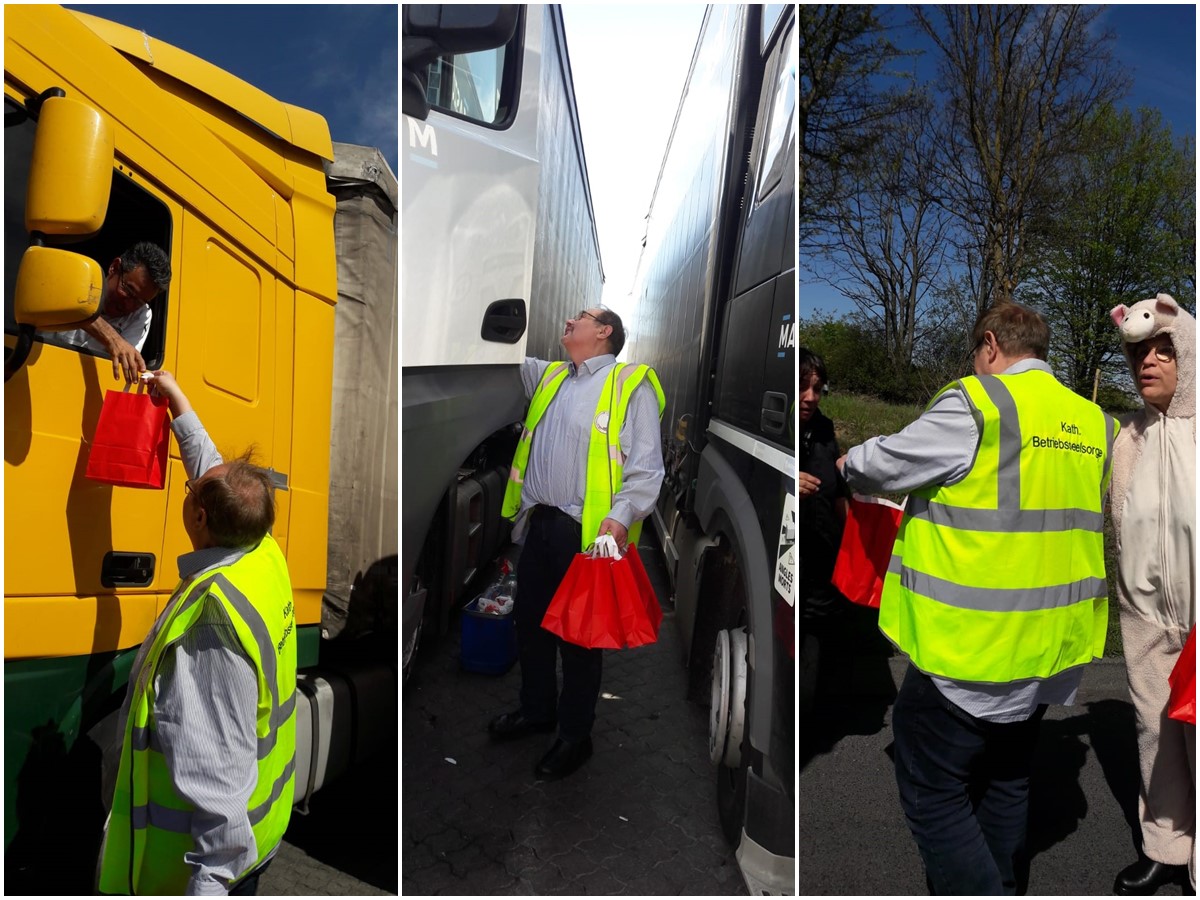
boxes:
[799,411,846,609]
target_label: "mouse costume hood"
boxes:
[1110,293,1196,420]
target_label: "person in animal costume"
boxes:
[1108,293,1196,895]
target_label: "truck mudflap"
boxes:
[737,767,795,894]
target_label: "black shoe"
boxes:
[488,710,556,742]
[1114,857,1189,895]
[534,737,593,780]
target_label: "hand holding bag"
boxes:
[831,494,904,608]
[85,381,171,489]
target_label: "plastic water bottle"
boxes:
[497,559,518,604]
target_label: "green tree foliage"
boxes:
[798,312,925,403]
[1020,106,1196,396]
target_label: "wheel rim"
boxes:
[709,627,748,767]
[709,630,731,764]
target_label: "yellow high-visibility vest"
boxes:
[879,370,1119,683]
[99,535,297,895]
[503,361,665,550]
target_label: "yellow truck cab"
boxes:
[4,7,396,891]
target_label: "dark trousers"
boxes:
[514,506,603,742]
[229,859,272,895]
[892,665,1046,896]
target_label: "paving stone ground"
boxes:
[260,840,392,895]
[402,536,748,896]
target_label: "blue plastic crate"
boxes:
[460,597,518,675]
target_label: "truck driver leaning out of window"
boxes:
[42,240,171,383]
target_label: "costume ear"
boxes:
[1155,293,1179,317]
[1110,305,1128,326]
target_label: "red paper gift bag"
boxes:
[542,537,661,649]
[542,551,622,649]
[609,544,662,648]
[831,494,904,608]
[85,387,171,489]
[1167,626,1196,725]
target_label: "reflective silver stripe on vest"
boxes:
[257,690,298,760]
[906,495,1105,533]
[248,758,296,826]
[976,375,1022,506]
[131,801,193,834]
[131,725,151,752]
[212,574,281,719]
[889,555,1107,612]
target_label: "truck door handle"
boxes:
[480,299,527,344]
[101,551,155,588]
[761,392,787,435]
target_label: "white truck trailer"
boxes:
[401,4,603,673]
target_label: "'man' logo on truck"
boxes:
[406,118,438,157]
[778,321,795,351]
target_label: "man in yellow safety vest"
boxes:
[491,306,664,780]
[98,371,296,895]
[837,302,1118,894]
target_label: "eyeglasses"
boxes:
[185,478,207,510]
[576,310,603,324]
[1131,341,1176,363]
[964,339,983,366]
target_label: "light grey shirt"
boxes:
[516,354,664,542]
[45,305,152,354]
[843,358,1084,723]
[115,411,264,895]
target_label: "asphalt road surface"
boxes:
[798,624,1193,897]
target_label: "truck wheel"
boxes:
[711,626,750,847]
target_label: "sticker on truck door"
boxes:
[774,492,796,606]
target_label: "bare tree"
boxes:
[914,5,1130,312]
[815,94,950,375]
[799,5,915,250]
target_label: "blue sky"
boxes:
[802,4,1197,319]
[562,5,707,315]
[64,4,398,174]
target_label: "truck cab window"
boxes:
[4,95,173,369]
[4,96,35,334]
[422,20,521,127]
[754,25,795,202]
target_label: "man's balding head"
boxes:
[191,451,275,548]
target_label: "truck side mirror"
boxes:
[401,4,520,121]
[14,246,104,328]
[6,246,104,382]
[25,95,114,236]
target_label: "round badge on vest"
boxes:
[594,410,610,434]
